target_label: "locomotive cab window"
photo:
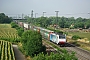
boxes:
[59,35,65,39]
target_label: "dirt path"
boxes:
[13,45,26,60]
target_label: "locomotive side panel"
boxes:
[50,33,58,44]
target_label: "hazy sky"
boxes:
[0,0,90,18]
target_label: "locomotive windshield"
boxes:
[59,35,65,39]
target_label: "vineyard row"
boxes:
[0,40,15,60]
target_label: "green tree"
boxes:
[74,22,84,28]
[21,30,45,57]
[17,28,24,37]
[33,51,77,60]
[72,35,81,40]
[85,19,90,29]
[0,13,12,23]
[59,17,66,28]
[11,22,18,28]
[86,23,90,29]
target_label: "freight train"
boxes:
[15,21,67,45]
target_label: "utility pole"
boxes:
[31,10,33,23]
[43,12,46,17]
[22,13,24,19]
[35,13,38,25]
[31,10,33,18]
[35,13,38,18]
[55,11,59,29]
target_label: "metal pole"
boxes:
[31,10,33,23]
[35,13,38,25]
[43,12,46,17]
[55,11,59,29]
[35,13,38,18]
[31,10,33,18]
[22,13,24,19]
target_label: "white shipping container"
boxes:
[24,23,29,28]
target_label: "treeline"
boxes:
[0,13,12,23]
[26,16,90,29]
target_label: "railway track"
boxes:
[62,43,90,60]
[42,40,57,55]
[43,39,90,60]
[59,43,90,60]
[65,47,90,60]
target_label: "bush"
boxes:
[55,30,63,34]
[11,22,24,37]
[11,22,18,28]
[15,27,21,30]
[21,30,46,57]
[64,32,68,35]
[33,51,78,60]
[17,28,24,37]
[72,41,80,46]
[47,28,63,34]
[72,35,81,40]
[69,26,75,29]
